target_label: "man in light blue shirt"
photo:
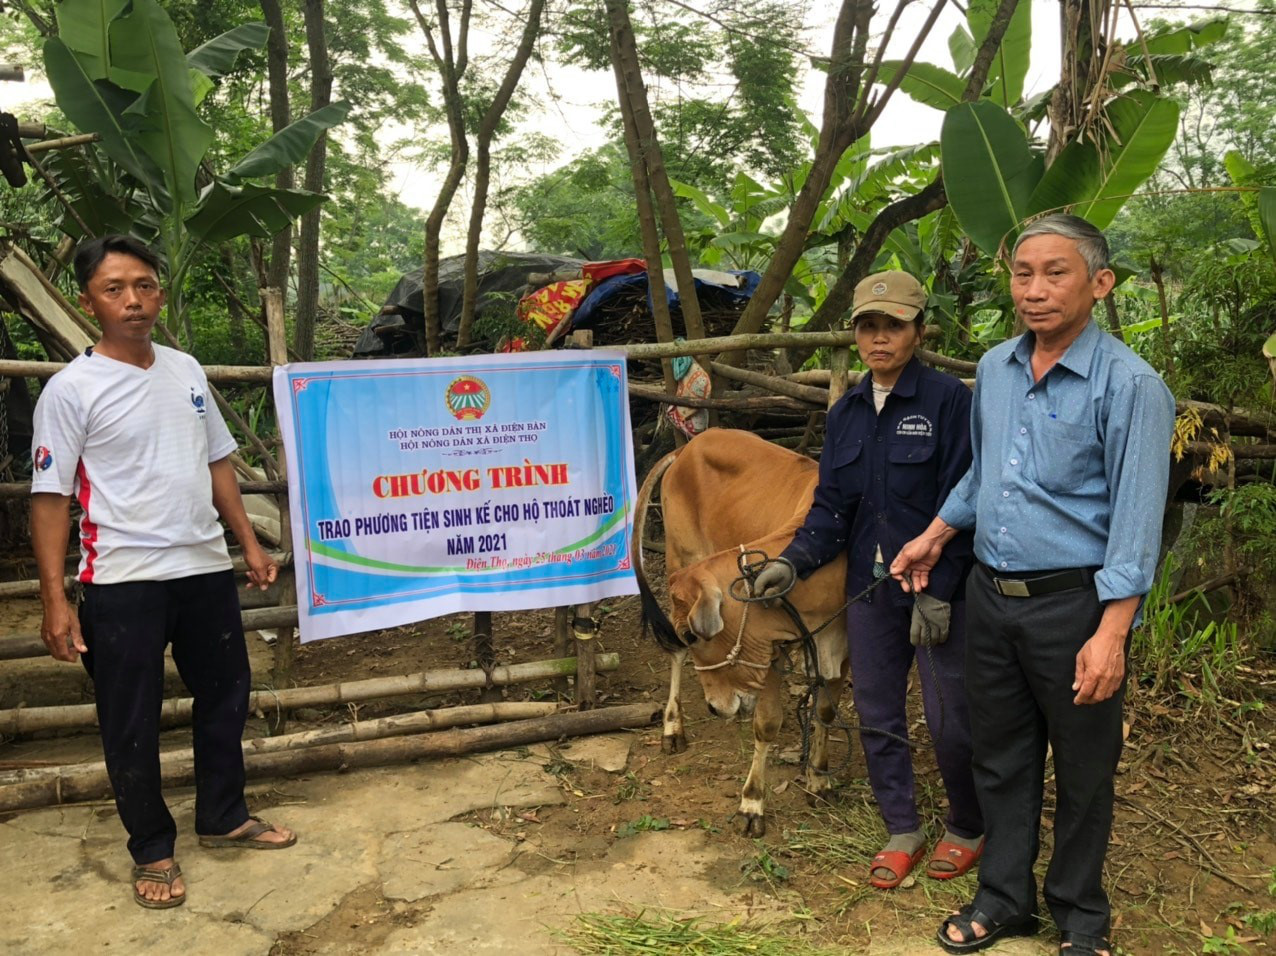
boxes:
[892,215,1175,956]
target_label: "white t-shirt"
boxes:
[31,344,238,584]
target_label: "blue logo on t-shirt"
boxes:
[34,445,53,471]
[191,388,207,417]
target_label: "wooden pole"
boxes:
[707,361,831,405]
[0,701,559,786]
[0,654,621,735]
[262,287,296,729]
[828,347,851,408]
[472,610,501,704]
[553,605,572,698]
[0,604,305,660]
[0,703,659,812]
[0,552,292,601]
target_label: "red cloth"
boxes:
[581,258,646,284]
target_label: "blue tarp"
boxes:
[571,269,762,331]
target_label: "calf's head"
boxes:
[668,561,780,719]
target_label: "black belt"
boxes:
[980,562,1098,598]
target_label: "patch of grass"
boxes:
[782,785,884,872]
[616,814,670,838]
[558,912,838,955]
[741,843,791,884]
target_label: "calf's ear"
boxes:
[688,581,724,640]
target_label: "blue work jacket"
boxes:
[781,357,975,607]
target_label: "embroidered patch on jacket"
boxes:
[897,414,933,438]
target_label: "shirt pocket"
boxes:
[830,441,865,500]
[887,441,937,504]
[1030,417,1096,493]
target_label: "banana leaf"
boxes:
[187,22,271,79]
[184,182,325,245]
[1141,18,1228,55]
[109,0,211,207]
[54,0,129,81]
[948,24,976,74]
[1026,90,1180,229]
[941,101,1043,257]
[875,61,965,111]
[1113,53,1214,90]
[1260,187,1276,261]
[224,101,351,183]
[42,36,162,196]
[968,0,1031,106]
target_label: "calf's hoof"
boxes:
[803,781,839,806]
[661,731,687,755]
[734,812,767,838]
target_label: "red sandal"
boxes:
[926,837,985,880]
[869,844,927,889]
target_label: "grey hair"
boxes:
[1012,214,1111,277]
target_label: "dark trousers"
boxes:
[79,569,251,865]
[965,565,1127,939]
[847,595,982,839]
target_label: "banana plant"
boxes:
[42,0,350,343]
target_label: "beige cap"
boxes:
[851,270,926,322]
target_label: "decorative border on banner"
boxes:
[287,358,633,614]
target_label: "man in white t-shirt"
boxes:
[31,235,296,909]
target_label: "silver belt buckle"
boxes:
[994,576,1031,598]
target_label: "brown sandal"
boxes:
[132,862,185,909]
[199,817,297,850]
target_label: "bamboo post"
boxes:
[553,606,572,697]
[573,604,598,710]
[828,346,851,409]
[472,610,501,703]
[0,703,659,812]
[0,654,622,735]
[0,701,560,786]
[262,287,296,729]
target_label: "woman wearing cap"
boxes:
[753,270,983,889]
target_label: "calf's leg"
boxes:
[737,664,783,837]
[662,649,688,754]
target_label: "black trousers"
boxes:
[965,565,1127,939]
[79,569,251,864]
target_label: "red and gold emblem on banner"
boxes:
[445,375,491,420]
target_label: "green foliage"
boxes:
[1133,553,1244,700]
[38,0,348,347]
[1028,90,1181,229]
[555,0,806,191]
[940,101,1043,256]
[616,814,669,838]
[513,143,653,260]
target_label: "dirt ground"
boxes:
[1,581,1274,955]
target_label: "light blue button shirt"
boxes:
[938,319,1175,604]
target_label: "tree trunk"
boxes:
[604,0,706,345]
[719,0,876,359]
[260,0,293,297]
[1047,0,1112,163]
[410,0,473,356]
[800,0,1022,339]
[608,20,679,401]
[1149,254,1175,385]
[457,0,546,348]
[293,0,332,361]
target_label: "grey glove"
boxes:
[752,558,796,599]
[909,592,951,647]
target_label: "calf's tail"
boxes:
[632,447,691,651]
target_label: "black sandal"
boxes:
[1060,931,1112,955]
[936,903,1039,954]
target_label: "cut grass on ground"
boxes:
[559,912,839,956]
